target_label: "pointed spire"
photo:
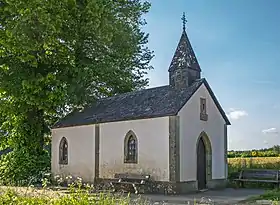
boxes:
[168,13,201,88]
[168,13,201,72]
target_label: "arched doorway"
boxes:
[196,132,212,190]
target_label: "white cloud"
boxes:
[262,128,278,134]
[227,108,248,120]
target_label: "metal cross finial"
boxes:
[181,12,187,30]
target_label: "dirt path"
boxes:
[136,188,265,204]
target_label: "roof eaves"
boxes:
[51,112,176,129]
[203,79,231,125]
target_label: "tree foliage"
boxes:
[0,0,153,184]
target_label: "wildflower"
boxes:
[44,173,51,177]
[84,183,91,189]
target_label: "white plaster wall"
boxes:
[178,83,227,181]
[51,125,95,182]
[99,117,169,181]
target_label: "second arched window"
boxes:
[124,131,138,164]
[59,137,68,165]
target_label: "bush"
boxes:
[0,149,50,186]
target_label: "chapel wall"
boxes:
[178,84,227,182]
[99,117,170,181]
[51,125,96,183]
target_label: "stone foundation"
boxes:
[176,181,198,194]
[207,178,228,189]
[95,178,228,195]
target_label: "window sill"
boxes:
[124,161,138,164]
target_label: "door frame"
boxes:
[196,131,212,189]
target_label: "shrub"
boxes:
[0,149,50,186]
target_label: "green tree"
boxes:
[0,0,153,184]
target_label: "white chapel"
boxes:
[51,14,231,193]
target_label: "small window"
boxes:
[200,98,208,121]
[200,98,206,114]
[59,137,68,165]
[124,131,138,164]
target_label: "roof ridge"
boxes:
[102,84,170,100]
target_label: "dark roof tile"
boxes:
[52,78,230,128]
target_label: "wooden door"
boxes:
[197,137,207,190]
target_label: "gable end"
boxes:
[203,80,231,125]
[175,78,231,125]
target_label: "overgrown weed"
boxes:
[0,174,149,204]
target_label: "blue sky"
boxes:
[143,0,280,150]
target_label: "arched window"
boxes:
[59,137,68,165]
[124,131,138,164]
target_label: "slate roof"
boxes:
[168,30,201,72]
[53,78,230,129]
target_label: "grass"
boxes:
[0,186,148,204]
[0,175,151,205]
[0,186,218,205]
[243,190,280,205]
[0,175,222,205]
[2,157,280,204]
[257,190,280,201]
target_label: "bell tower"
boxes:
[169,13,201,89]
